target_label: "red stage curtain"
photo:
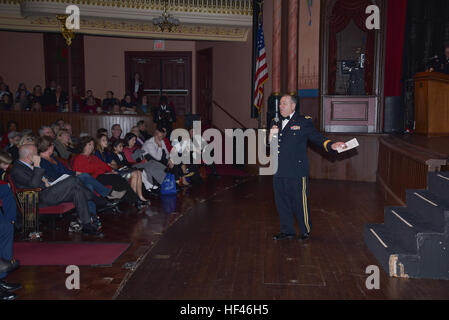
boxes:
[384,0,408,97]
[328,0,375,95]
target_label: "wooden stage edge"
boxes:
[377,134,449,206]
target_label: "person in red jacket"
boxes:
[72,136,147,208]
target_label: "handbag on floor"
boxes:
[160,173,177,195]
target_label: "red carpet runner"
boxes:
[13,242,130,266]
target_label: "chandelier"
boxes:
[152,0,180,32]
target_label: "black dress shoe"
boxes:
[272,233,296,241]
[0,259,19,274]
[82,224,104,237]
[0,287,16,300]
[299,233,310,241]
[0,280,22,292]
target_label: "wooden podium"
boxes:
[414,72,449,136]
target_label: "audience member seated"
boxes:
[4,132,21,162]
[81,96,99,113]
[111,103,121,115]
[99,136,149,202]
[95,134,116,168]
[142,129,191,184]
[120,94,137,114]
[14,83,30,100]
[97,128,108,139]
[0,82,11,101]
[18,134,36,148]
[137,120,152,141]
[102,91,119,110]
[109,124,122,146]
[37,136,125,203]
[130,126,145,147]
[72,136,146,208]
[16,90,30,111]
[30,85,45,106]
[83,90,101,107]
[43,80,57,108]
[10,144,103,236]
[39,126,55,139]
[121,134,162,192]
[137,95,150,115]
[54,85,68,112]
[54,129,75,160]
[0,94,12,111]
[0,151,21,300]
[0,121,18,149]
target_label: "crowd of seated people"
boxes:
[0,76,179,133]
[0,76,172,117]
[0,113,222,299]
[1,117,214,221]
[0,73,221,300]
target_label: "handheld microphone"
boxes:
[271,113,280,128]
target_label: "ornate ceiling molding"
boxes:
[0,0,252,41]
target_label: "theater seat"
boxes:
[38,202,75,214]
[6,174,75,234]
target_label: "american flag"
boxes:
[253,14,268,112]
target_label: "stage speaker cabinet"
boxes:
[384,96,404,133]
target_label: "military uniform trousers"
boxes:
[273,176,311,236]
[0,184,17,280]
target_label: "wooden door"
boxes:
[197,48,213,127]
[125,52,192,115]
[44,33,85,94]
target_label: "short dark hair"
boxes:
[37,136,54,154]
[137,120,145,127]
[159,96,168,105]
[281,94,297,105]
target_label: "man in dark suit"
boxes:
[269,95,346,241]
[10,144,103,236]
[153,96,176,136]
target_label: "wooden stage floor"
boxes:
[8,176,449,300]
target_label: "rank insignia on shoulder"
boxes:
[290,126,301,131]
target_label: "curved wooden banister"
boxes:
[212,100,247,130]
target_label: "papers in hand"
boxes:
[337,138,359,154]
[49,174,71,186]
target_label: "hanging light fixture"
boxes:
[152,0,180,32]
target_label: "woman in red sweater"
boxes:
[72,136,148,207]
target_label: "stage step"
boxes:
[384,206,441,254]
[364,224,420,278]
[365,172,449,280]
[428,172,449,199]
[405,189,449,233]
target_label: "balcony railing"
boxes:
[10,0,253,16]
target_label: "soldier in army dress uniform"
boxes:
[269,95,347,241]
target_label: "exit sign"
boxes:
[154,40,165,50]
